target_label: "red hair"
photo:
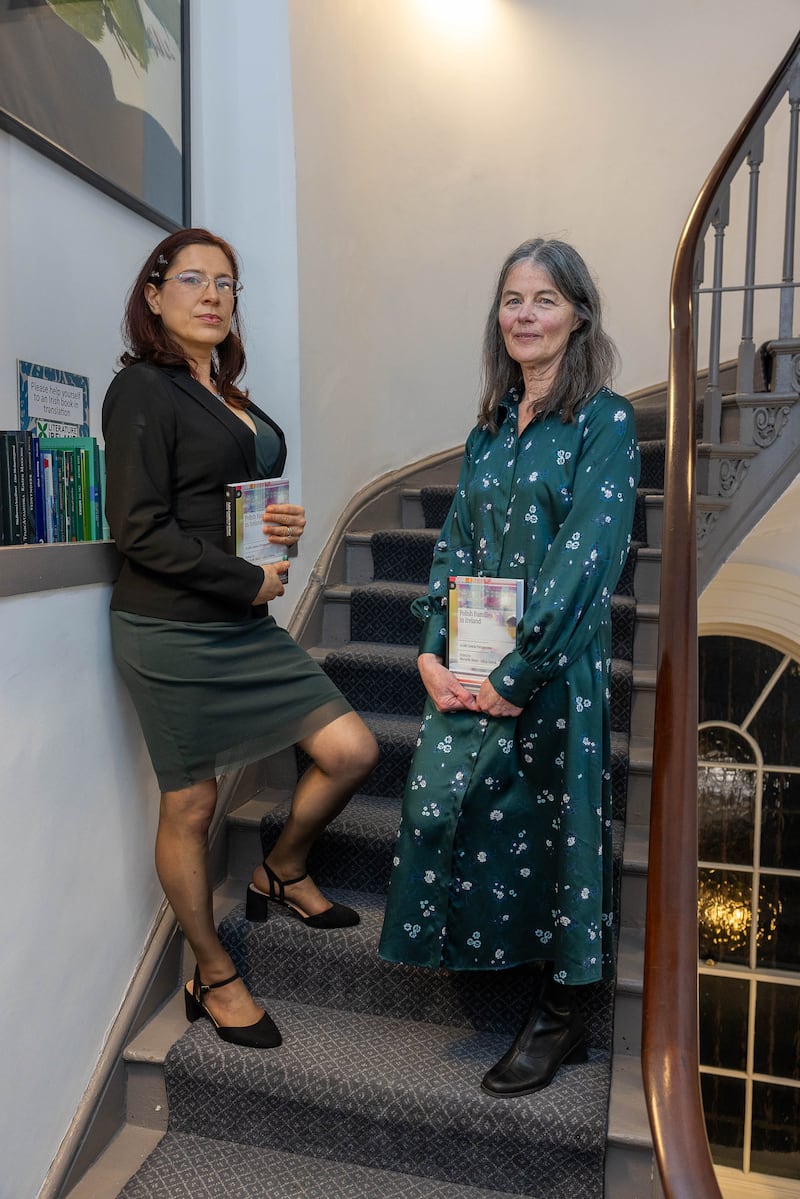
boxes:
[120,228,248,406]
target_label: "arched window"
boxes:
[698,635,800,1187]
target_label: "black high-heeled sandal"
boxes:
[245,860,360,929]
[184,966,282,1049]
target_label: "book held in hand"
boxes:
[447,575,525,693]
[224,477,291,569]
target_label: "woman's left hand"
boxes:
[264,503,306,547]
[476,679,524,719]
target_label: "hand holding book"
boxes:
[251,562,288,606]
[262,502,306,548]
[417,652,478,714]
[224,477,296,569]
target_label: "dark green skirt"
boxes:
[110,610,352,791]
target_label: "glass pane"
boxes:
[754,982,800,1080]
[699,636,783,726]
[699,869,753,965]
[761,772,800,869]
[747,659,800,766]
[698,726,755,763]
[701,1073,745,1169]
[698,764,755,864]
[751,1081,800,1179]
[757,876,800,971]
[700,974,749,1071]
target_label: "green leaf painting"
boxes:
[47,0,177,72]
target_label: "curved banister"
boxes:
[642,30,800,1199]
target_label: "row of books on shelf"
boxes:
[0,430,110,546]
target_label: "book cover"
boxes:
[54,448,77,541]
[447,575,525,693]
[91,440,104,540]
[0,432,23,545]
[224,476,291,568]
[15,431,35,543]
[41,451,59,543]
[97,447,110,541]
[30,435,47,542]
[39,436,100,541]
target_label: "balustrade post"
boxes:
[777,64,800,384]
[737,131,764,396]
[702,192,730,458]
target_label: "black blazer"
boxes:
[102,362,287,622]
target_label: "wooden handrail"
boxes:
[642,30,800,1199]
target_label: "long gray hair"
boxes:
[478,238,617,430]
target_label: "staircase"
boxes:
[62,411,670,1199]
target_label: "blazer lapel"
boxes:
[169,369,257,477]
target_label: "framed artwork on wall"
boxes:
[0,0,190,231]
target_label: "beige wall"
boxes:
[288,0,800,575]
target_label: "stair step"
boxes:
[258,792,401,895]
[63,1125,165,1199]
[633,602,659,672]
[114,1129,531,1199]
[322,580,640,660]
[311,641,640,733]
[163,997,610,1196]
[218,890,613,1047]
[82,986,653,1199]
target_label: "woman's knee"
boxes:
[304,714,379,780]
[159,779,217,836]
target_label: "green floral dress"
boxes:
[378,387,640,985]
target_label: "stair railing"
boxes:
[642,30,800,1199]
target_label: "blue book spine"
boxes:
[31,436,46,543]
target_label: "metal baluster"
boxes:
[779,63,800,345]
[693,246,705,376]
[738,131,764,395]
[703,191,730,446]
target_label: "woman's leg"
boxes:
[251,711,379,916]
[157,778,265,1028]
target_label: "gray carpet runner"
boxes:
[119,1132,538,1199]
[117,452,657,1198]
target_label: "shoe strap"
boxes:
[263,860,308,903]
[194,966,240,999]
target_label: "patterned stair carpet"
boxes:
[117,462,657,1199]
[118,1132,541,1199]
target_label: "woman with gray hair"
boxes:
[379,239,640,1096]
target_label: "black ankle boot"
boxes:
[480,976,588,1097]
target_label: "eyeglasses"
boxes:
[161,271,243,298]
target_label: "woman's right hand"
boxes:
[418,652,478,713]
[251,562,288,605]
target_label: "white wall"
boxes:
[191,0,301,621]
[0,4,300,1195]
[288,0,800,575]
[0,586,161,1197]
[699,475,800,654]
[0,133,167,1199]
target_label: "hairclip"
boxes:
[150,253,169,280]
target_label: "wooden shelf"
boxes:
[0,541,121,598]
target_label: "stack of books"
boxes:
[0,430,108,546]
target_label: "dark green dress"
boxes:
[378,388,640,985]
